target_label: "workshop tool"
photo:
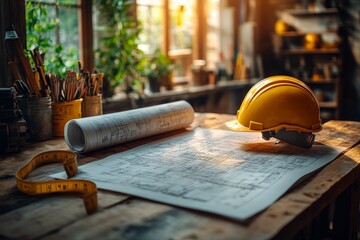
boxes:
[16,150,98,214]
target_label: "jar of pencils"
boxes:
[26,96,53,140]
[82,94,103,117]
[51,99,82,137]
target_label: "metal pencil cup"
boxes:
[52,99,82,137]
[82,94,103,117]
[26,96,53,140]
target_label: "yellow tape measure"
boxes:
[16,150,97,214]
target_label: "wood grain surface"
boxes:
[0,114,359,240]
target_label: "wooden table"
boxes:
[0,113,359,240]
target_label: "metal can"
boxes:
[82,94,103,117]
[27,96,53,140]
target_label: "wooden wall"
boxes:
[0,0,26,87]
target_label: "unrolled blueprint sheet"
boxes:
[52,128,344,221]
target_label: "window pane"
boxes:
[137,3,164,54]
[43,4,57,44]
[58,0,78,4]
[58,6,79,53]
[169,0,194,50]
[206,0,220,69]
[26,0,79,73]
[38,0,56,3]
[137,0,162,6]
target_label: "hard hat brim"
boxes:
[225,120,253,132]
[226,119,323,133]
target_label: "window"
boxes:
[168,0,194,80]
[26,0,80,73]
[136,0,196,81]
[168,0,194,50]
[136,0,164,54]
[206,0,221,69]
[26,0,222,86]
[136,0,221,82]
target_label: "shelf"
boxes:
[319,101,337,108]
[280,48,340,55]
[303,79,337,85]
[277,8,339,35]
[275,32,306,37]
[284,8,338,17]
[274,4,341,120]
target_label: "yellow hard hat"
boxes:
[226,75,322,147]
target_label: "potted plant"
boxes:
[143,49,173,93]
[95,0,145,98]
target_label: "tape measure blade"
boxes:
[16,150,98,214]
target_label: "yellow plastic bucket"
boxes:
[52,99,82,137]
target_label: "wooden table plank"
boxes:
[38,146,359,240]
[0,191,127,239]
[0,115,359,240]
[270,144,360,239]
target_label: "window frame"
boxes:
[23,0,93,71]
[0,0,231,87]
[136,0,207,83]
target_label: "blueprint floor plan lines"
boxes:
[52,128,344,221]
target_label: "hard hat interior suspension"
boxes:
[262,129,315,148]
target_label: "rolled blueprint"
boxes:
[64,100,195,153]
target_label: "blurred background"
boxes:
[1,0,360,121]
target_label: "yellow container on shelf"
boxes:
[304,33,321,50]
[51,99,82,137]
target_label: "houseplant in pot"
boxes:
[95,0,145,99]
[143,49,173,93]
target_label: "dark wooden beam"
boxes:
[163,0,170,56]
[78,0,94,71]
[0,0,26,87]
[196,0,206,60]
